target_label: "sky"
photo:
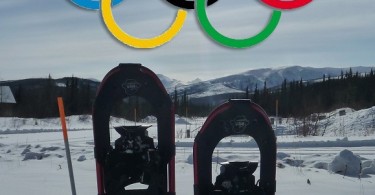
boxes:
[1,0,375,82]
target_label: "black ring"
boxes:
[166,0,218,9]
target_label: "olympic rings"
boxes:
[71,0,123,10]
[261,0,312,10]
[196,0,282,48]
[166,0,218,9]
[69,0,311,48]
[101,0,187,48]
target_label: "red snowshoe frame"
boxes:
[93,64,175,195]
[193,99,276,195]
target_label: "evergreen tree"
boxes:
[252,84,260,103]
[340,70,344,80]
[245,86,249,99]
[174,87,179,113]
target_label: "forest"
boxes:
[253,68,375,117]
[0,69,374,120]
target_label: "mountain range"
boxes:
[1,66,374,106]
[158,66,374,104]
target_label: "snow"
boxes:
[0,107,375,194]
[328,149,362,177]
[277,152,290,160]
[362,161,375,175]
[0,86,16,103]
[188,78,202,85]
[23,151,49,161]
[272,106,375,137]
[56,82,66,87]
[175,116,191,125]
[189,82,244,99]
[157,74,185,93]
[77,155,86,162]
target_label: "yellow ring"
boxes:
[101,0,187,48]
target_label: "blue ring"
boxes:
[71,0,123,10]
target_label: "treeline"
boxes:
[1,69,375,119]
[251,68,375,117]
[172,89,214,117]
[0,76,96,118]
[111,89,214,120]
[172,68,375,118]
[0,75,212,119]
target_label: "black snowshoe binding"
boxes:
[193,99,276,195]
[93,64,175,195]
[214,162,261,195]
[104,126,161,195]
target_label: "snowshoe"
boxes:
[193,99,276,195]
[93,64,175,195]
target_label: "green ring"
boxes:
[196,0,282,48]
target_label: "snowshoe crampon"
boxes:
[93,64,175,195]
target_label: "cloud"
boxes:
[0,0,375,82]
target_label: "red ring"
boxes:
[261,0,312,10]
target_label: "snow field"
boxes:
[1,107,375,195]
[1,128,375,195]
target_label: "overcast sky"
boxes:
[1,0,375,82]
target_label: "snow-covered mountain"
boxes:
[164,66,374,104]
[209,66,374,91]
[187,78,203,85]
[156,74,185,92]
[2,66,374,105]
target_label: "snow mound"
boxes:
[40,146,60,152]
[186,154,194,164]
[362,160,373,168]
[78,115,91,123]
[277,162,285,168]
[320,106,375,136]
[21,148,31,155]
[362,160,375,175]
[77,155,86,162]
[328,149,361,176]
[176,118,191,125]
[313,162,328,170]
[185,154,227,164]
[283,157,304,167]
[140,116,157,123]
[277,152,290,160]
[23,152,49,161]
[21,145,32,154]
